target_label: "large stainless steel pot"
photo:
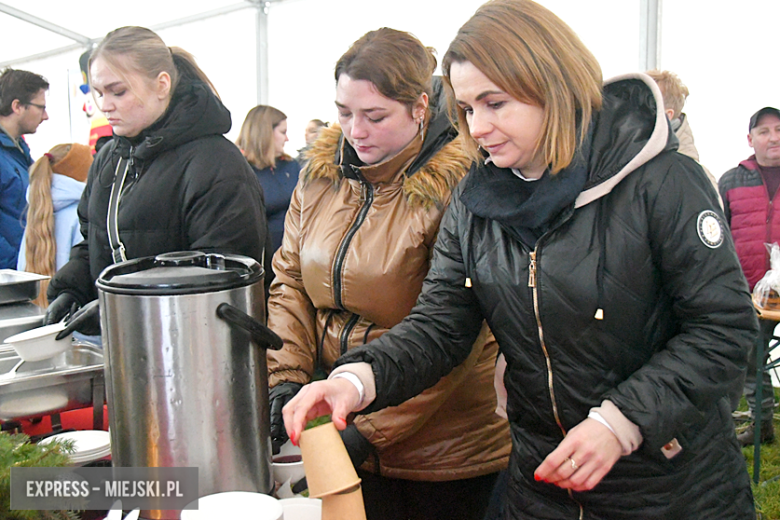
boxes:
[96,251,282,519]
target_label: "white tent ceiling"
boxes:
[0,1,264,65]
[1,0,779,179]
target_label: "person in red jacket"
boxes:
[719,106,780,445]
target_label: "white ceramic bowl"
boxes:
[272,441,305,485]
[279,497,322,520]
[3,322,71,362]
[181,492,283,520]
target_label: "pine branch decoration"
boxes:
[0,431,77,520]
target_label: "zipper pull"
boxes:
[128,146,135,166]
[528,251,537,288]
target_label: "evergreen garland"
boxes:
[0,431,80,520]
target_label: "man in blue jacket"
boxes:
[0,68,49,269]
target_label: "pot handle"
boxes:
[216,303,283,351]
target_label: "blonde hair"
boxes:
[25,144,70,306]
[236,105,290,170]
[442,0,603,174]
[89,26,219,107]
[645,69,688,119]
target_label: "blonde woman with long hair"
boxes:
[18,143,91,307]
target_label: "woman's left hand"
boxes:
[534,418,622,491]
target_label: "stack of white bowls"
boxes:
[38,430,111,465]
[181,492,284,520]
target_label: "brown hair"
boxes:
[442,0,603,174]
[89,26,219,106]
[25,144,92,307]
[645,69,688,120]
[335,28,437,116]
[236,105,290,170]
[0,68,49,116]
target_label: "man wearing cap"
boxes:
[719,106,780,445]
[0,68,49,269]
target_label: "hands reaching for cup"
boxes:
[282,378,363,445]
[534,418,623,492]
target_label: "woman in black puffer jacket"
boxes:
[45,26,267,331]
[282,1,757,519]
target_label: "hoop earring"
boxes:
[418,117,425,142]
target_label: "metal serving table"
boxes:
[0,301,45,343]
[0,269,48,343]
[0,342,105,430]
[751,304,780,484]
[0,270,48,305]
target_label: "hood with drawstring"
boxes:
[336,73,756,519]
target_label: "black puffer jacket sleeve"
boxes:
[604,153,757,452]
[334,187,485,412]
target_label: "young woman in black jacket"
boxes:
[45,26,267,333]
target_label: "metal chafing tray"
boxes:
[0,342,105,422]
[0,301,45,343]
[0,269,49,305]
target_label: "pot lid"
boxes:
[96,251,263,296]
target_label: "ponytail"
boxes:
[25,147,65,307]
[170,47,220,98]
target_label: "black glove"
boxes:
[340,424,374,468]
[269,382,303,454]
[44,293,79,325]
[55,300,101,339]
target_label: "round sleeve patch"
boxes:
[697,210,724,249]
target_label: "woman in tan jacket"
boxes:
[267,28,510,520]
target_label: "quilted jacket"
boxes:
[337,74,756,519]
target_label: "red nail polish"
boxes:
[534,474,541,481]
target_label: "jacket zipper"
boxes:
[333,174,374,309]
[340,313,360,355]
[528,249,565,434]
[529,249,584,520]
[767,198,774,273]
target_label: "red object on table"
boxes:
[15,406,109,436]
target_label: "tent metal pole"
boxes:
[150,2,255,32]
[0,2,91,45]
[256,3,269,105]
[0,1,258,68]
[0,43,87,69]
[639,0,661,71]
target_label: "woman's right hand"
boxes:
[283,378,362,445]
[44,293,78,325]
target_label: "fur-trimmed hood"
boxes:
[302,124,471,211]
[301,76,472,211]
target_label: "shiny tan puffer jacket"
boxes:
[267,125,510,481]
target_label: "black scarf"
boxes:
[460,130,592,248]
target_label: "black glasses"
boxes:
[26,102,46,112]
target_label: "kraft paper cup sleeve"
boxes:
[299,422,361,498]
[321,485,366,520]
